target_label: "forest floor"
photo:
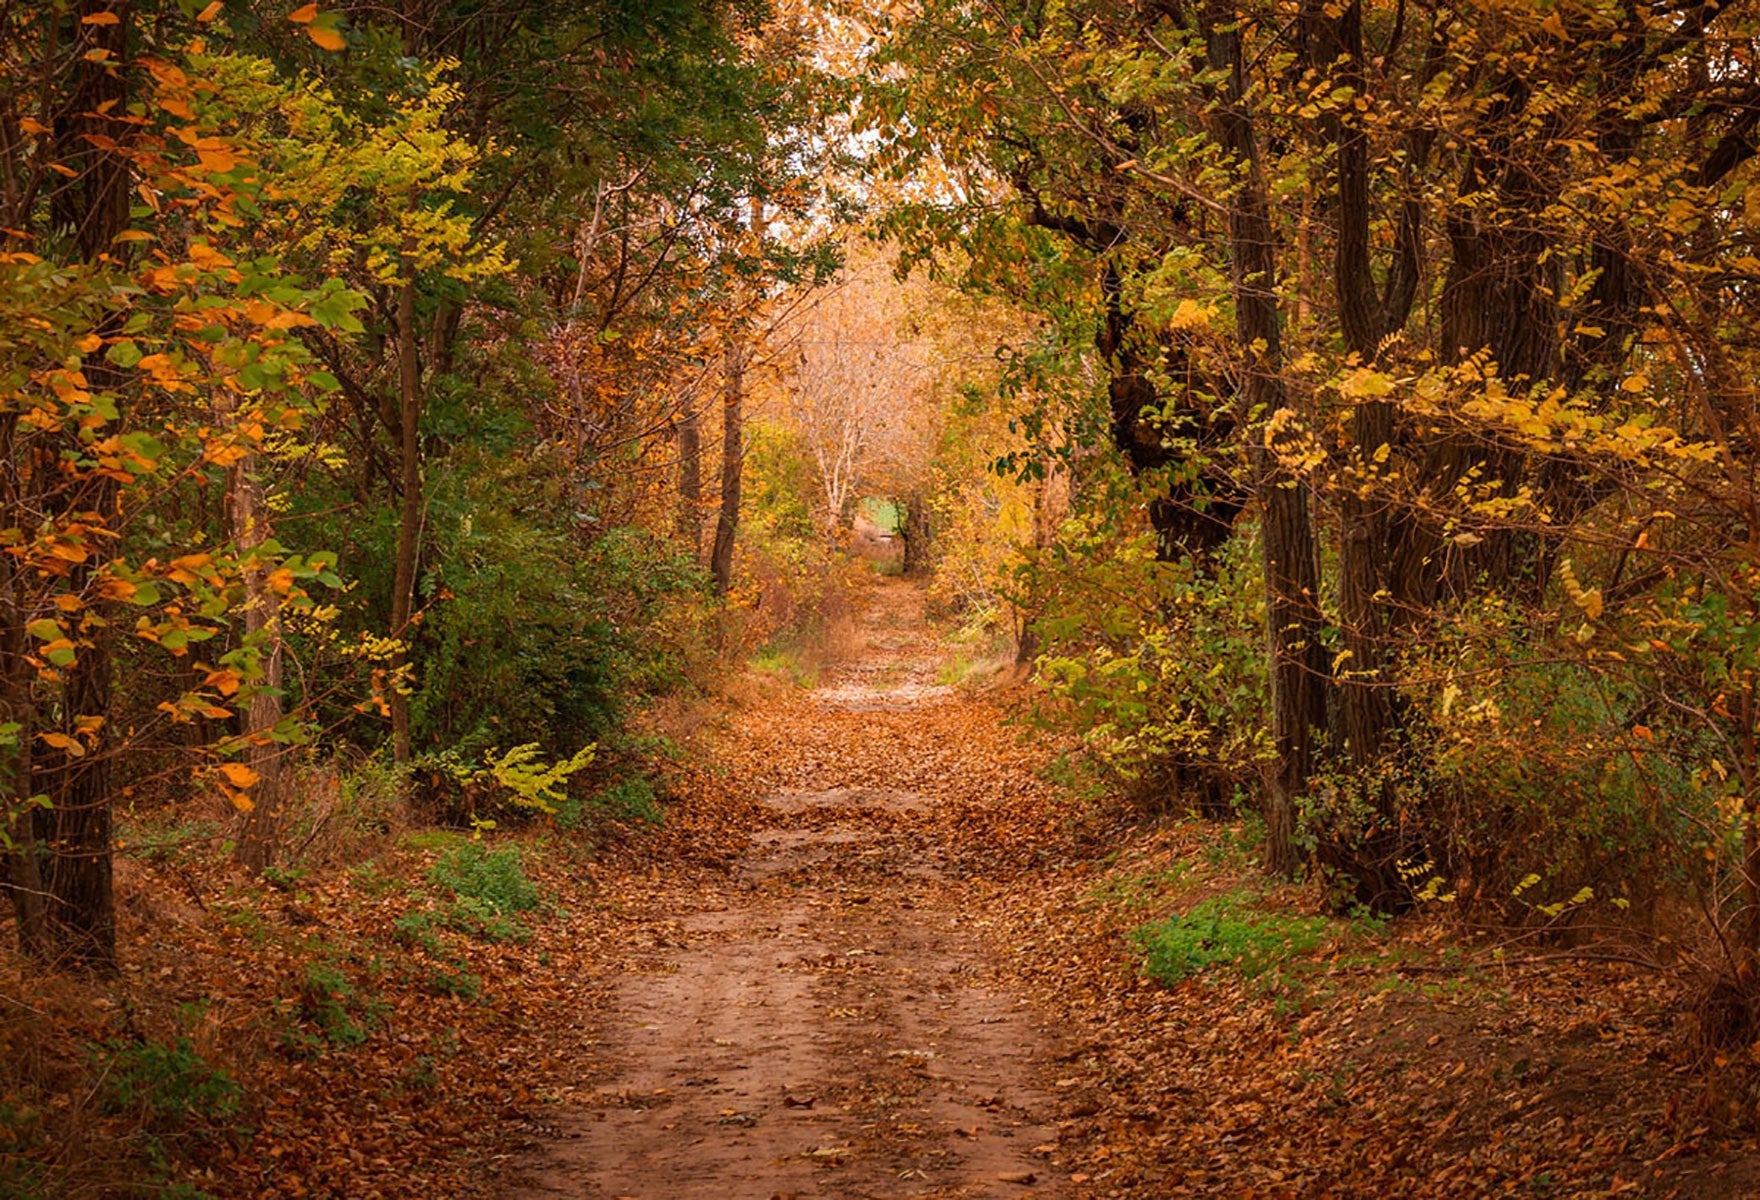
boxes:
[11,576,1760,1198]
[496,577,1760,1200]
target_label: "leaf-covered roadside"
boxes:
[973,826,1760,1198]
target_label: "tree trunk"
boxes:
[390,270,421,764]
[0,411,45,956]
[709,331,743,597]
[1205,0,1329,879]
[230,438,287,874]
[40,585,116,971]
[28,0,134,972]
[676,404,703,561]
[899,488,931,578]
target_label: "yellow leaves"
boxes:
[1620,372,1649,394]
[1337,367,1397,400]
[1558,558,1604,620]
[1167,299,1212,332]
[266,567,297,594]
[1539,12,1566,39]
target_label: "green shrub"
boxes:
[442,895,531,944]
[429,842,540,915]
[1035,517,1269,811]
[1134,891,1332,985]
[597,775,663,825]
[425,967,482,1001]
[1393,598,1707,913]
[93,1037,240,1130]
[392,909,446,955]
[294,963,380,1048]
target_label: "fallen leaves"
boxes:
[20,578,1760,1198]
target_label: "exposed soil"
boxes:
[510,582,1071,1199]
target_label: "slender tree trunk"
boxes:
[230,437,287,873]
[709,331,743,597]
[676,404,703,561]
[709,200,767,596]
[390,269,421,764]
[1205,0,1329,878]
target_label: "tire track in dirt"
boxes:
[509,583,1072,1199]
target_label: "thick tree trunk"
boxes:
[1205,0,1329,879]
[899,487,931,578]
[709,332,743,597]
[676,404,703,561]
[40,574,116,970]
[27,0,134,971]
[0,411,45,956]
[230,440,287,874]
[390,271,421,763]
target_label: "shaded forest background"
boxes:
[9,0,1760,1192]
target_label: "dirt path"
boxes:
[511,582,1072,1200]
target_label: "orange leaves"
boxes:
[79,10,121,25]
[185,241,234,272]
[204,441,249,468]
[37,731,85,756]
[218,762,260,789]
[204,667,243,696]
[290,4,347,51]
[166,553,216,585]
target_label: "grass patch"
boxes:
[750,643,818,688]
[402,828,465,853]
[1134,888,1339,987]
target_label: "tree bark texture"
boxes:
[676,404,703,561]
[709,332,743,597]
[230,441,287,874]
[390,269,421,764]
